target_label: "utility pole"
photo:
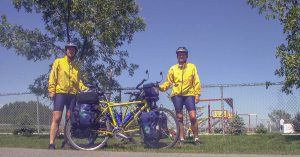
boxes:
[220,86,225,135]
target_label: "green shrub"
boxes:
[13,127,37,136]
[255,124,267,134]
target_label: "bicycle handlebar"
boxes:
[88,71,162,93]
[135,71,162,89]
[136,79,146,89]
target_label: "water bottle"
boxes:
[115,111,122,127]
[106,112,112,122]
[122,112,134,126]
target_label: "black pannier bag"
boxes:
[76,92,99,104]
[70,103,99,139]
[71,103,99,128]
[139,111,160,141]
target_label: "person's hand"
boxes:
[155,86,161,92]
[155,84,162,91]
[195,96,200,104]
[48,92,55,100]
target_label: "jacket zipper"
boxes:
[180,65,184,95]
[68,61,71,94]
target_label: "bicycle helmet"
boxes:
[65,42,78,52]
[176,47,188,57]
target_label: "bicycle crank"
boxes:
[112,127,129,139]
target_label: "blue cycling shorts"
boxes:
[171,96,196,113]
[53,93,76,112]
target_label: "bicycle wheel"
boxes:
[144,107,179,149]
[65,116,110,150]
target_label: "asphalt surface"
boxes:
[1,148,300,157]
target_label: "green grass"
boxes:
[0,134,300,154]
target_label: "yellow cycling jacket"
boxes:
[48,56,88,94]
[160,63,201,97]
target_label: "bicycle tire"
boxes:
[65,116,110,151]
[144,107,179,149]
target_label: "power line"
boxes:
[202,81,284,88]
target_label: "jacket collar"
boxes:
[177,62,187,69]
[63,55,73,63]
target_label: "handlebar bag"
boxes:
[143,83,159,98]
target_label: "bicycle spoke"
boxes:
[65,119,110,150]
[143,107,179,149]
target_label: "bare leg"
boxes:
[188,110,199,139]
[176,112,184,140]
[49,111,63,144]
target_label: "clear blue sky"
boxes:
[122,0,285,87]
[1,1,294,121]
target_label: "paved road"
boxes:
[1,148,300,157]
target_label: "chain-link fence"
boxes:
[194,82,300,134]
[0,82,299,135]
[0,93,52,134]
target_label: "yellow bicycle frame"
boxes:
[97,99,151,135]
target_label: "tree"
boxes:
[268,109,291,130]
[0,0,146,96]
[0,101,52,125]
[228,115,246,135]
[247,0,299,94]
[292,112,300,132]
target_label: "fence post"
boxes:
[36,96,40,134]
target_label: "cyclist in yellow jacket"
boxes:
[48,42,88,150]
[159,47,201,145]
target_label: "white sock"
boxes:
[194,138,199,141]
